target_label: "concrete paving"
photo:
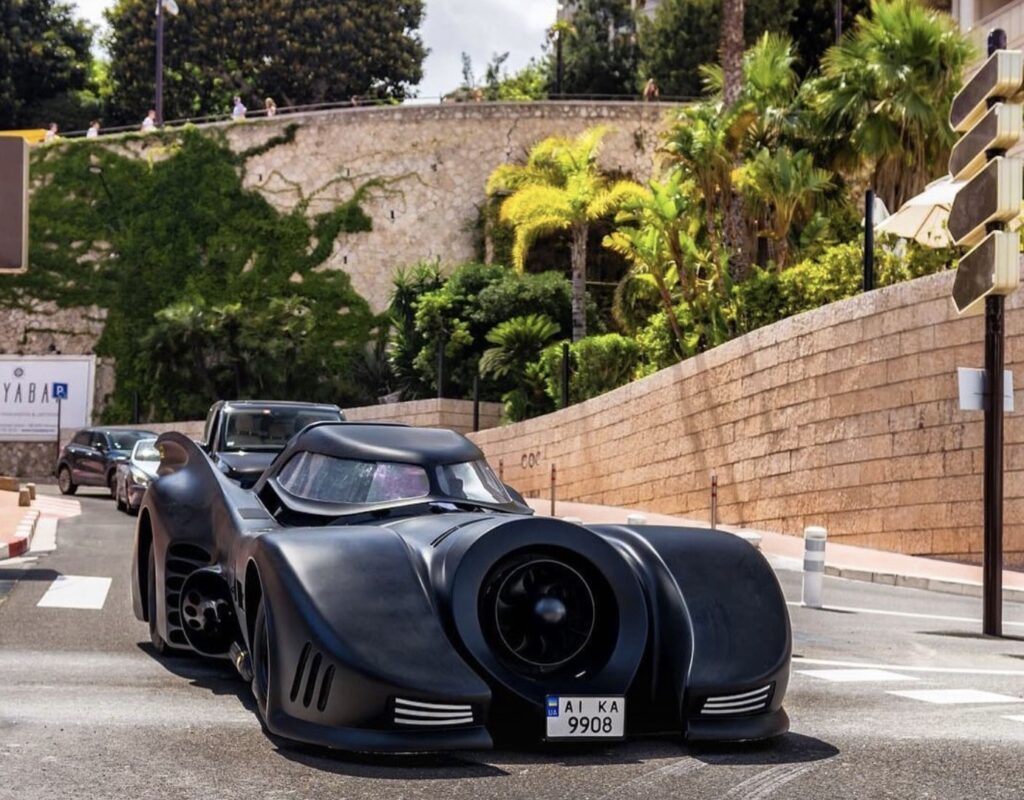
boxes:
[0,491,1022,799]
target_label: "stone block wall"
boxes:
[227,102,668,312]
[469,270,1024,567]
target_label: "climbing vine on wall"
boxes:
[1,126,385,422]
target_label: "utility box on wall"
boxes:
[0,137,29,273]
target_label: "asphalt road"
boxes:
[1,488,1023,800]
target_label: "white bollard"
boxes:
[626,513,647,526]
[802,526,828,608]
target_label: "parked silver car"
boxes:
[114,438,160,514]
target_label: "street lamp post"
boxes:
[155,0,164,125]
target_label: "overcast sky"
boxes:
[71,0,558,99]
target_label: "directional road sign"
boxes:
[951,230,1020,315]
[949,103,1022,180]
[948,157,1023,246]
[950,49,1024,132]
[52,382,68,400]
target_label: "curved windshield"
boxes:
[109,431,155,451]
[435,460,511,505]
[276,453,512,507]
[278,452,430,504]
[221,408,341,452]
[132,439,160,462]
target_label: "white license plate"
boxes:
[545,695,625,739]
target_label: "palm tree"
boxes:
[720,0,746,107]
[479,314,560,379]
[487,126,645,341]
[732,146,832,268]
[808,0,973,210]
[661,104,753,254]
[602,173,707,355]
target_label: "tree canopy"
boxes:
[104,0,426,124]
[0,0,94,128]
[552,0,637,97]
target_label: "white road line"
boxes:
[28,518,57,553]
[797,668,918,683]
[786,601,1024,628]
[36,575,112,610]
[793,657,1024,677]
[888,689,1024,705]
[1004,715,1024,723]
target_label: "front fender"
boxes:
[252,527,492,749]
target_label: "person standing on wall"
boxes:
[232,96,247,121]
[264,97,277,117]
[86,121,101,138]
[141,110,157,132]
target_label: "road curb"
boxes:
[824,564,1024,604]
[0,508,40,560]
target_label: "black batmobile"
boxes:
[131,422,791,752]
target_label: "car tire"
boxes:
[251,600,271,722]
[115,479,126,512]
[57,466,77,496]
[107,470,117,498]
[147,544,169,656]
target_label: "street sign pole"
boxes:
[983,290,1004,636]
[55,397,62,465]
[947,29,1023,637]
[983,28,1008,638]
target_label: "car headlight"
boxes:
[131,468,151,486]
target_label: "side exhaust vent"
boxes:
[164,543,212,646]
[701,685,772,716]
[393,698,474,727]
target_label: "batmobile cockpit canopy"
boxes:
[253,422,531,522]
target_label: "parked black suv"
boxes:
[201,400,345,487]
[56,427,158,496]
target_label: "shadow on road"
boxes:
[136,641,257,709]
[688,732,839,765]
[0,567,61,582]
[277,744,511,779]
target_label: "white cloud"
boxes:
[70,0,558,100]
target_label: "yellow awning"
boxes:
[0,129,48,144]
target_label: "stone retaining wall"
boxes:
[469,270,1024,567]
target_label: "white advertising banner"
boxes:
[0,356,95,441]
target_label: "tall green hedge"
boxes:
[3,127,382,421]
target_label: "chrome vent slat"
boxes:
[701,684,772,716]
[393,697,474,727]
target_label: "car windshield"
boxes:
[133,440,160,462]
[276,453,512,507]
[109,431,155,450]
[278,453,430,504]
[435,460,512,505]
[221,408,341,452]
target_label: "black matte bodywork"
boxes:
[131,422,791,752]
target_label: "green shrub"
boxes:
[538,334,642,406]
[389,262,596,401]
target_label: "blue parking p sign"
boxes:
[53,382,69,400]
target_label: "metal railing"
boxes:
[40,93,698,140]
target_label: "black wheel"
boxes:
[57,466,77,496]
[147,544,169,655]
[251,600,271,722]
[115,478,126,512]
[107,470,117,498]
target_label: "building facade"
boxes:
[952,0,1022,58]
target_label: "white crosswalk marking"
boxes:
[798,668,918,682]
[888,689,1024,705]
[36,575,112,610]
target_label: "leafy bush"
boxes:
[538,334,642,407]
[389,263,595,401]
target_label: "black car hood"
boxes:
[216,450,277,477]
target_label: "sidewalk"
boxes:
[0,488,39,560]
[528,498,1024,604]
